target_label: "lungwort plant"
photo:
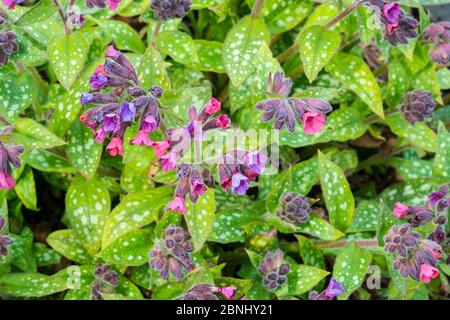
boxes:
[0,0,449,301]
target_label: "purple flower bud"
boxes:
[118,102,136,122]
[266,71,292,97]
[384,223,420,257]
[324,278,345,299]
[89,65,108,91]
[0,31,18,66]
[150,85,163,99]
[103,113,122,132]
[428,185,448,206]
[277,192,311,225]
[401,90,436,124]
[231,172,249,196]
[429,42,450,65]
[258,249,290,291]
[423,22,450,44]
[150,0,192,21]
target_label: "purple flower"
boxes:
[428,185,448,206]
[183,284,218,300]
[150,85,163,99]
[231,172,249,196]
[429,43,450,65]
[384,224,420,257]
[0,217,12,258]
[89,65,108,91]
[142,114,158,133]
[0,142,24,190]
[324,278,345,299]
[382,2,401,24]
[102,113,121,132]
[81,93,94,105]
[150,0,192,21]
[118,102,136,122]
[423,22,450,44]
[400,90,436,124]
[243,151,267,174]
[267,71,292,97]
[277,192,311,225]
[0,31,18,66]
[91,263,119,300]
[258,249,290,291]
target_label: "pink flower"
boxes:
[190,179,206,198]
[94,128,106,143]
[383,2,402,24]
[0,171,15,190]
[204,97,221,115]
[213,286,237,300]
[159,152,177,171]
[215,115,231,129]
[150,140,170,158]
[130,130,152,146]
[106,44,120,59]
[167,196,186,215]
[106,137,124,157]
[432,250,442,260]
[302,112,326,135]
[2,0,16,10]
[105,0,122,10]
[393,202,409,218]
[419,264,439,283]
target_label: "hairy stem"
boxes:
[52,0,70,35]
[324,0,363,30]
[151,21,162,45]
[313,239,380,249]
[276,43,299,63]
[251,0,265,19]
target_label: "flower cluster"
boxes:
[149,224,195,280]
[258,249,290,291]
[81,45,164,157]
[183,284,237,300]
[91,263,120,300]
[384,223,442,283]
[1,0,26,10]
[0,141,24,190]
[422,22,450,65]
[255,72,332,134]
[367,0,418,46]
[86,0,122,10]
[0,217,13,260]
[0,9,18,67]
[400,90,436,125]
[150,0,192,21]
[276,192,311,225]
[392,184,448,243]
[309,278,345,300]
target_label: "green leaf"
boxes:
[185,188,216,251]
[14,166,37,211]
[299,25,341,83]
[278,108,368,147]
[48,33,89,90]
[33,243,60,267]
[229,42,282,114]
[13,118,66,149]
[261,0,313,33]
[9,227,36,273]
[0,273,68,297]
[296,235,326,269]
[66,175,111,255]
[23,149,74,173]
[209,209,261,243]
[318,151,355,232]
[47,229,94,265]
[433,122,450,178]
[0,69,35,122]
[223,16,270,86]
[326,52,384,118]
[98,20,145,53]
[437,68,450,90]
[138,44,171,91]
[287,264,329,295]
[120,157,155,193]
[98,229,152,267]
[386,57,410,108]
[388,157,433,180]
[193,40,225,73]
[304,4,339,28]
[348,200,380,233]
[411,66,442,104]
[385,113,437,152]
[356,6,376,45]
[66,120,103,179]
[156,31,199,65]
[102,187,173,248]
[333,242,372,300]
[15,0,55,26]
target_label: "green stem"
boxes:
[151,21,162,45]
[313,239,379,249]
[52,0,70,35]
[276,43,299,63]
[251,0,265,19]
[324,0,363,30]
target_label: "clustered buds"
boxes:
[91,263,119,300]
[255,72,332,134]
[385,223,442,282]
[309,278,345,300]
[367,0,418,46]
[0,9,18,67]
[422,22,450,65]
[86,0,122,10]
[0,141,24,190]
[150,0,192,21]
[0,217,13,259]
[1,0,26,10]
[80,45,164,158]
[258,249,290,291]
[149,224,195,280]
[400,90,436,124]
[183,284,237,300]
[276,192,311,225]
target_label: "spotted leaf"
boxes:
[47,229,94,265]
[287,264,329,295]
[13,118,66,149]
[23,149,74,173]
[0,69,35,122]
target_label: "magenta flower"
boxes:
[106,137,124,157]
[94,128,107,143]
[1,0,25,10]
[419,264,439,283]
[130,130,152,146]
[0,142,24,190]
[89,65,108,91]
[167,196,187,215]
[393,202,409,218]
[302,112,326,135]
[141,114,158,133]
[0,171,15,190]
[103,113,121,132]
[204,97,221,115]
[212,286,237,300]
[159,152,177,171]
[382,2,401,24]
[190,178,206,200]
[214,114,231,129]
[150,140,170,158]
[231,172,249,196]
[105,0,121,10]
